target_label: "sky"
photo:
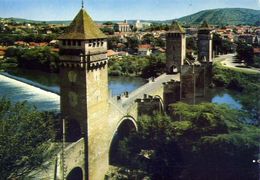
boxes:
[0,0,260,21]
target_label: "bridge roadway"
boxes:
[114,73,180,110]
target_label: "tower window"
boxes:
[93,43,96,47]
[68,40,71,46]
[89,43,92,47]
[62,40,66,46]
[101,42,104,46]
[77,41,81,46]
[73,41,77,46]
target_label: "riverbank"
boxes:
[212,56,260,123]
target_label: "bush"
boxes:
[115,103,260,179]
[4,47,59,72]
[0,98,56,179]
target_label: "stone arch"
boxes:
[66,167,83,180]
[154,95,165,113]
[109,116,137,165]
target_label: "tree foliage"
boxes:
[4,47,59,72]
[115,103,260,180]
[236,41,254,65]
[100,27,115,35]
[0,98,56,179]
[141,34,165,48]
[0,33,58,46]
[213,33,235,55]
[108,53,166,77]
[212,62,260,121]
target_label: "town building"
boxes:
[114,20,130,32]
[135,20,151,30]
[138,44,152,56]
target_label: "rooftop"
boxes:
[58,8,106,40]
[169,21,185,34]
[200,21,211,29]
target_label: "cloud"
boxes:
[258,0,260,6]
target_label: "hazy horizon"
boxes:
[0,0,260,21]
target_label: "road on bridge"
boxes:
[119,73,180,109]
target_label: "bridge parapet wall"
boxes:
[56,138,85,180]
[163,80,181,112]
[136,94,163,116]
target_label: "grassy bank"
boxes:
[212,61,260,91]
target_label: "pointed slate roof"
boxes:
[200,21,211,30]
[169,21,185,34]
[58,8,106,40]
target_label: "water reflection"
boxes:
[212,93,242,110]
[0,69,250,115]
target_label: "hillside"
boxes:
[177,8,260,26]
[1,17,71,25]
[2,8,260,26]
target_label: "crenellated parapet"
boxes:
[135,94,163,116]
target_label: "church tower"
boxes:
[198,21,213,63]
[166,21,186,73]
[58,7,109,180]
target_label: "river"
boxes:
[0,69,244,113]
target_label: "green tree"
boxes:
[116,103,259,180]
[141,54,166,78]
[236,42,254,65]
[213,33,235,55]
[103,21,114,25]
[0,98,56,179]
[107,36,120,50]
[126,36,140,50]
[142,34,155,45]
[186,36,197,51]
[101,27,115,35]
[5,47,59,72]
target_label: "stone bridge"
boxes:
[54,72,182,179]
[48,6,214,180]
[54,66,209,180]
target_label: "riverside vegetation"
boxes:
[212,61,260,122]
[0,98,57,179]
[108,103,260,180]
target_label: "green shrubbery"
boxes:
[212,61,260,122]
[0,98,56,179]
[212,62,260,91]
[112,103,260,180]
[4,47,59,72]
[108,53,166,78]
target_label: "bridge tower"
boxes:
[58,7,109,180]
[166,21,186,73]
[198,21,213,63]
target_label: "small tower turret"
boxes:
[198,21,213,63]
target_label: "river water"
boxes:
[0,69,243,112]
